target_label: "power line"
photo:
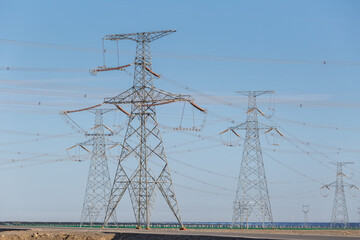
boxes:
[263,151,326,185]
[0,66,88,73]
[279,133,335,172]
[0,158,76,170]
[174,183,234,198]
[2,38,360,66]
[274,116,360,131]
[168,156,237,180]
[150,159,234,193]
[0,132,75,146]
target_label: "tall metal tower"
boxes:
[358,207,360,228]
[80,109,117,227]
[230,90,276,228]
[302,205,309,228]
[322,162,354,228]
[62,107,117,227]
[93,30,203,229]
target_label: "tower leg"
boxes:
[157,164,184,227]
[128,168,157,229]
[104,164,131,226]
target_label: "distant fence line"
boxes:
[1,222,359,229]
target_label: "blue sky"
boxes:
[0,0,359,223]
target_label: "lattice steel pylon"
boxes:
[93,30,201,229]
[302,205,309,228]
[62,107,118,227]
[79,109,118,227]
[230,91,275,228]
[322,162,354,228]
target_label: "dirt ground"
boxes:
[190,228,360,236]
[0,227,359,240]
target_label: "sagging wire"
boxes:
[107,158,234,197]
[167,144,222,155]
[0,129,66,138]
[278,128,360,186]
[0,158,77,170]
[0,132,75,147]
[158,75,243,124]
[167,156,237,180]
[270,127,335,172]
[150,159,234,193]
[0,153,63,165]
[159,113,349,187]
[174,183,234,198]
[263,151,326,185]
[270,188,320,199]
[273,116,360,131]
[282,136,360,154]
[0,66,88,73]
[2,38,360,66]
[108,156,327,199]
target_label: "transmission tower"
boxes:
[322,162,354,228]
[62,107,118,227]
[358,207,360,228]
[302,205,309,228]
[229,91,279,228]
[92,30,204,229]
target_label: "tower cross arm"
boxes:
[343,182,359,189]
[322,182,336,189]
[230,122,247,130]
[104,86,193,105]
[330,161,354,166]
[230,122,281,132]
[150,87,193,105]
[104,30,176,43]
[236,90,275,97]
[258,122,274,129]
[75,138,94,147]
[104,87,136,105]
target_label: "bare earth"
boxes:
[0,226,360,240]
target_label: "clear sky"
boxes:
[0,0,359,223]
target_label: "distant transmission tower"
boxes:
[321,162,355,228]
[302,205,309,228]
[92,30,205,229]
[62,107,118,227]
[228,90,281,228]
[358,207,360,228]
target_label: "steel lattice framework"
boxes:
[99,30,196,229]
[322,162,354,228]
[302,205,309,228]
[231,90,274,228]
[76,109,117,227]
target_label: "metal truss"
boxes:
[72,108,118,227]
[99,30,195,229]
[322,162,356,228]
[302,205,309,228]
[231,91,275,228]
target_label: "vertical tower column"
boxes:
[331,162,350,228]
[302,205,309,228]
[102,31,187,229]
[232,91,273,228]
[80,109,116,227]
